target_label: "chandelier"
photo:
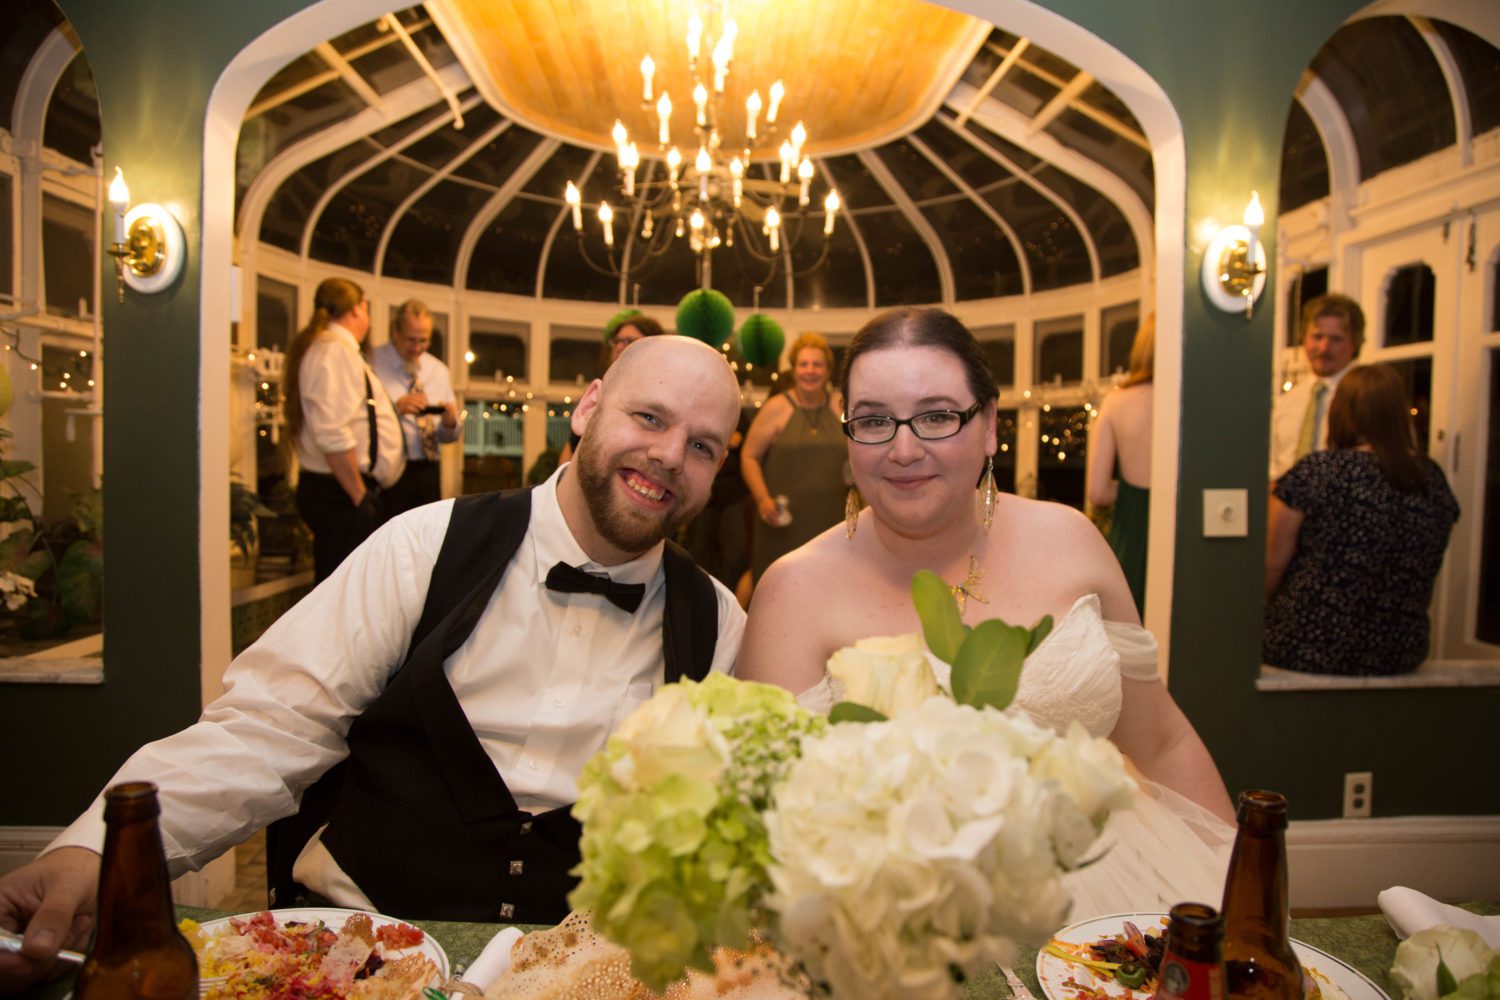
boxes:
[563,6,841,287]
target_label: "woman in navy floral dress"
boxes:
[1264,364,1459,676]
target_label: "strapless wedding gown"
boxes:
[795,593,1236,921]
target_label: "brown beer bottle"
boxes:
[1220,790,1302,1000]
[1153,903,1225,1000]
[74,782,198,1000]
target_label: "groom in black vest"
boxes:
[0,338,747,987]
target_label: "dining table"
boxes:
[18,901,1498,1000]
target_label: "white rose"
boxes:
[1391,926,1496,1000]
[611,683,725,789]
[827,633,941,717]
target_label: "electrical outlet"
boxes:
[1343,771,1373,818]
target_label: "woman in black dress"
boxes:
[1264,363,1459,675]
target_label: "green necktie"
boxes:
[1296,380,1328,459]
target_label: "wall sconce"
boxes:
[106,167,185,303]
[1202,191,1266,320]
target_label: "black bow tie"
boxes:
[545,562,646,613]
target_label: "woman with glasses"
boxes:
[740,332,849,590]
[738,307,1234,917]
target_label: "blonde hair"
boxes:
[1121,314,1155,387]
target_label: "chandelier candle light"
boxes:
[565,6,841,287]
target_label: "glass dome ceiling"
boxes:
[239,3,1156,308]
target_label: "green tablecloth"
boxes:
[22,902,1499,1000]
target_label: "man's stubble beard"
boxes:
[573,437,703,555]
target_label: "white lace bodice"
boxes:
[797,594,1160,738]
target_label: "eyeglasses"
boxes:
[841,400,984,444]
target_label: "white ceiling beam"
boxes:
[314,42,386,114]
[1409,15,1473,167]
[905,133,1033,296]
[382,14,465,129]
[452,138,561,291]
[374,120,512,276]
[982,39,1149,151]
[955,37,1029,128]
[245,20,434,120]
[856,149,955,306]
[1027,71,1094,136]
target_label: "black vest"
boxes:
[276,489,720,923]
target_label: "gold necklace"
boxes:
[949,555,988,615]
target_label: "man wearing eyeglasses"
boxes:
[371,299,462,517]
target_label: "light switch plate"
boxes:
[1203,488,1248,537]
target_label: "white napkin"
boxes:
[460,927,525,993]
[1378,886,1500,948]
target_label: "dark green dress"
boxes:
[750,401,847,580]
[1108,480,1150,614]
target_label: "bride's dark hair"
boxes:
[838,308,999,407]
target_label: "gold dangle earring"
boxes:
[845,487,861,538]
[978,456,997,531]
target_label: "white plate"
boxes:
[193,907,450,983]
[1036,912,1388,1000]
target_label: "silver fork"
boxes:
[0,928,86,965]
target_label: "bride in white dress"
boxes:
[737,307,1236,919]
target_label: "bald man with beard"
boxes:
[0,337,746,987]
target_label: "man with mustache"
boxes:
[0,337,746,987]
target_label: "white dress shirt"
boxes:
[1269,363,1352,480]
[295,322,406,488]
[370,342,462,461]
[49,467,745,905]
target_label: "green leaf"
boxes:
[1027,614,1055,655]
[0,460,36,480]
[950,620,1028,710]
[58,539,103,624]
[829,701,888,724]
[0,528,36,572]
[912,569,966,664]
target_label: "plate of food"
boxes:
[180,907,449,1000]
[1036,912,1389,1000]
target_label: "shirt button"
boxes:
[509,860,524,875]
[572,624,583,636]
[553,698,563,708]
[499,903,515,919]
[529,759,539,770]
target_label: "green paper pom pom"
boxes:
[736,315,785,368]
[603,309,647,344]
[674,289,735,348]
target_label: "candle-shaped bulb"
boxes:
[746,89,762,140]
[694,83,708,126]
[612,119,628,152]
[766,205,781,230]
[657,92,673,146]
[687,10,703,61]
[779,140,794,184]
[768,80,785,123]
[621,143,639,197]
[712,33,733,92]
[690,208,705,231]
[565,181,582,230]
[599,201,614,247]
[108,167,129,243]
[730,156,744,207]
[667,146,682,182]
[1243,190,1264,271]
[641,54,655,102]
[824,188,840,235]
[798,156,813,207]
[790,120,807,157]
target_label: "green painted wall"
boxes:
[3,0,1495,828]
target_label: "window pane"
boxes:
[993,408,1018,494]
[256,276,297,352]
[544,399,577,453]
[1285,266,1328,349]
[467,317,528,381]
[973,323,1014,390]
[1035,405,1087,508]
[1384,263,1435,347]
[1432,21,1500,137]
[462,401,524,495]
[0,173,12,300]
[549,324,606,386]
[1035,316,1083,384]
[1385,356,1433,455]
[1279,99,1330,214]
[43,53,100,166]
[1101,303,1140,378]
[41,345,97,525]
[1477,349,1500,644]
[43,194,93,319]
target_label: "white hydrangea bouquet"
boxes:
[569,572,1134,999]
[1391,927,1500,1000]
